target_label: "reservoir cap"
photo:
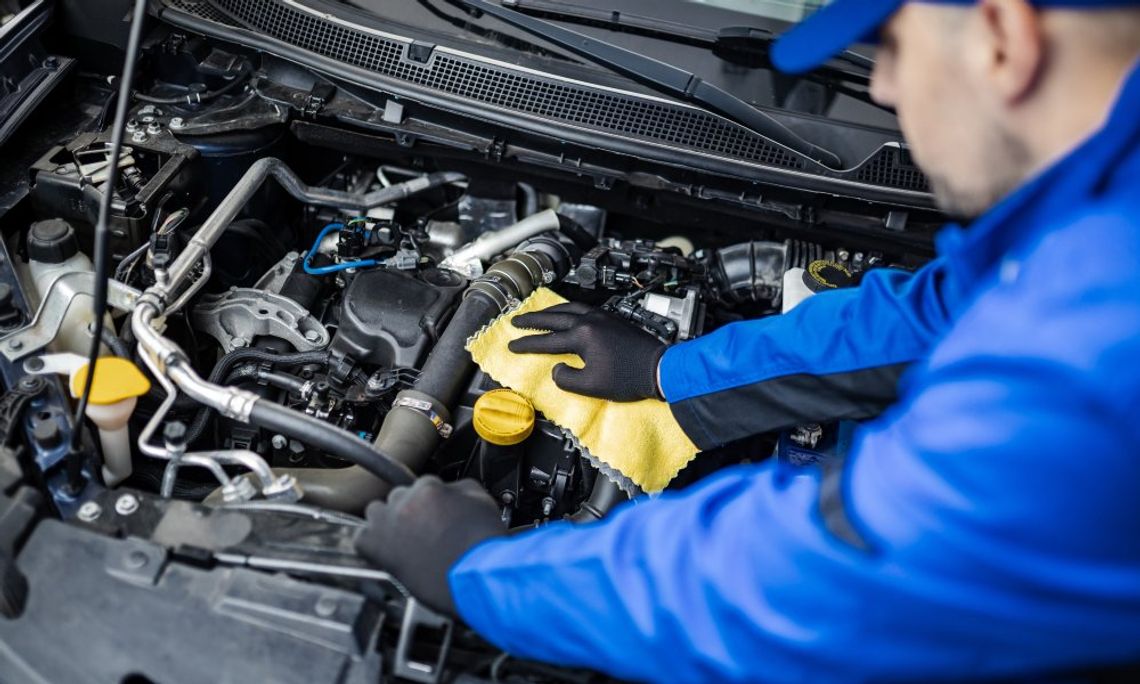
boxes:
[803,260,855,293]
[473,389,535,446]
[28,219,79,264]
[71,357,152,406]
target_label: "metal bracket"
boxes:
[392,599,453,684]
[0,272,139,362]
[0,376,46,448]
[190,288,329,353]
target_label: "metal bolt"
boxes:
[42,56,60,70]
[271,434,288,450]
[125,119,139,132]
[131,130,149,144]
[263,474,302,503]
[541,497,556,517]
[7,338,23,351]
[230,337,247,348]
[77,501,102,522]
[125,550,149,569]
[303,329,321,343]
[18,376,43,392]
[146,121,162,135]
[115,493,140,516]
[139,105,158,116]
[222,476,257,504]
[169,117,184,129]
[315,596,338,618]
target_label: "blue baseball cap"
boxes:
[771,0,1140,74]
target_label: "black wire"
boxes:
[132,59,254,105]
[71,0,150,455]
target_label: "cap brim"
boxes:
[770,0,902,74]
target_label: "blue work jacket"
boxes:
[449,62,1140,683]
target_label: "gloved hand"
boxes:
[509,302,665,402]
[354,476,506,616]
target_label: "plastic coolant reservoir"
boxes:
[25,219,114,356]
[782,267,815,314]
[70,357,151,486]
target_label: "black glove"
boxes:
[509,302,665,402]
[354,476,506,616]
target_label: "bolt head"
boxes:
[271,434,288,450]
[263,475,302,503]
[7,338,23,351]
[304,329,321,343]
[169,117,185,129]
[114,493,140,516]
[125,550,149,569]
[77,501,102,522]
[146,122,162,135]
[131,131,149,144]
[315,596,338,618]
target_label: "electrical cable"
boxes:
[71,0,149,457]
[133,59,253,105]
[302,222,380,275]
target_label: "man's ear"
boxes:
[976,0,1045,105]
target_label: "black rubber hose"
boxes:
[208,347,328,386]
[412,292,502,406]
[99,329,132,359]
[257,370,309,395]
[569,477,628,523]
[185,348,329,445]
[247,401,414,487]
[556,214,598,251]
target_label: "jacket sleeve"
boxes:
[660,261,954,449]
[449,231,1140,683]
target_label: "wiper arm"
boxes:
[499,0,874,72]
[455,0,844,169]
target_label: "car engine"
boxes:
[0,21,938,683]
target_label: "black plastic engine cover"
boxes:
[331,268,466,369]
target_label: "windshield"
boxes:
[680,0,830,22]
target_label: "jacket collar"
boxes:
[934,59,1140,293]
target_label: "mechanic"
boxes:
[356,0,1140,680]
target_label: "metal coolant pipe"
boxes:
[440,209,561,277]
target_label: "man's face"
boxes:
[869,4,1033,219]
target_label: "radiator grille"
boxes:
[162,0,932,193]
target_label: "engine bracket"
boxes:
[191,287,330,353]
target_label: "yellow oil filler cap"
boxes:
[70,357,151,405]
[473,389,535,446]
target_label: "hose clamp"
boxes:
[393,397,453,439]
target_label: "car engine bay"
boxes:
[0,9,939,683]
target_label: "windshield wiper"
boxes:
[454,0,844,169]
[499,0,873,72]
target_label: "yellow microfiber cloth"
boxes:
[466,287,699,494]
